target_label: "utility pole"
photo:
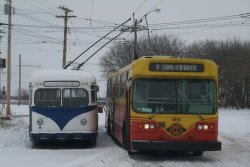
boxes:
[131,13,142,60]
[56,6,76,67]
[18,54,41,106]
[145,15,151,56]
[18,54,21,106]
[144,9,160,56]
[133,18,138,60]
[6,0,12,117]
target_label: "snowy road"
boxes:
[0,106,249,167]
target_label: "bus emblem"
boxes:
[166,123,187,138]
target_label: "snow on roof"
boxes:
[30,69,96,83]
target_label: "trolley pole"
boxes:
[56,6,76,67]
[6,0,12,117]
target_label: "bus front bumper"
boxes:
[132,140,221,151]
[30,132,98,142]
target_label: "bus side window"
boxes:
[107,80,110,97]
[111,77,115,98]
[115,75,120,99]
[120,73,126,98]
[91,85,97,103]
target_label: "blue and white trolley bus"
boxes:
[29,69,100,144]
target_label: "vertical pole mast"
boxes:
[145,15,151,56]
[56,7,76,67]
[18,54,21,106]
[133,19,138,60]
[62,10,68,67]
[6,0,12,116]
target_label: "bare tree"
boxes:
[14,88,29,104]
[100,34,184,73]
[185,38,250,109]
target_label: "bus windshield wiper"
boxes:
[149,98,168,120]
[177,90,192,105]
[177,90,204,121]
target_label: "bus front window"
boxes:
[132,79,216,114]
[63,88,89,107]
[34,89,61,107]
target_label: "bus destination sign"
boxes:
[149,63,204,72]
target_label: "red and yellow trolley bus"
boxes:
[105,56,221,155]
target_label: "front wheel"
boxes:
[90,138,96,146]
[107,115,111,136]
[193,151,203,156]
[127,149,136,155]
[122,124,127,149]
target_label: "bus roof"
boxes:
[31,69,96,83]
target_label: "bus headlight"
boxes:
[149,124,155,129]
[197,124,209,130]
[203,125,209,130]
[80,119,87,125]
[144,124,149,129]
[37,119,43,126]
[198,125,203,130]
[144,123,155,129]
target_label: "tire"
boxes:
[127,149,136,155]
[107,115,111,136]
[193,151,203,156]
[122,123,127,149]
[91,138,96,146]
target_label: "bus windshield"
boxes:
[34,88,89,107]
[132,79,217,114]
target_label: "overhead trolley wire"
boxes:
[75,24,134,70]
[16,13,61,27]
[64,18,131,69]
[13,26,62,44]
[149,13,249,27]
[77,17,119,26]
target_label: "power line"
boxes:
[148,0,163,14]
[43,0,58,8]
[76,25,133,70]
[64,18,131,69]
[77,17,119,26]
[16,13,61,27]
[133,0,148,14]
[22,0,46,10]
[36,0,54,9]
[12,26,62,44]
[149,13,249,26]
[13,23,115,31]
[14,7,58,13]
[149,22,250,31]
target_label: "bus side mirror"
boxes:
[97,105,103,113]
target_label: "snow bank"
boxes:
[0,117,30,150]
[219,108,250,138]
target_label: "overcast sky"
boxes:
[0,0,249,97]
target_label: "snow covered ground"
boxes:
[0,106,249,167]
